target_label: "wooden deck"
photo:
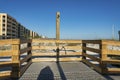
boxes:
[0,39,120,79]
[19,62,107,80]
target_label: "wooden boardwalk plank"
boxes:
[19,62,107,80]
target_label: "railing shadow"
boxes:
[37,66,54,80]
[56,47,67,80]
[56,62,67,80]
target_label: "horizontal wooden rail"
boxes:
[32,57,82,62]
[0,62,12,67]
[32,39,82,43]
[20,54,32,64]
[83,47,101,53]
[82,40,101,44]
[20,39,32,44]
[102,40,120,46]
[0,51,12,56]
[103,59,120,64]
[20,47,32,54]
[0,39,20,45]
[107,68,120,74]
[32,52,82,56]
[32,46,82,50]
[32,58,56,62]
[107,50,120,55]
[0,71,11,78]
[83,53,100,62]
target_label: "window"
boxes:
[2,28,5,32]
[3,15,5,18]
[3,20,5,22]
[2,28,5,31]
[3,24,5,26]
[2,37,5,39]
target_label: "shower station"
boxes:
[55,12,66,62]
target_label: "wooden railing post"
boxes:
[82,41,86,60]
[100,40,108,74]
[11,39,20,79]
[27,40,32,62]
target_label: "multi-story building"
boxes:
[0,13,39,39]
[30,30,39,39]
[118,31,120,41]
[18,24,30,39]
[0,13,18,39]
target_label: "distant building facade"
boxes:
[0,13,39,39]
[30,30,39,39]
[0,13,18,39]
[118,31,120,41]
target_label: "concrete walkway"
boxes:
[19,62,108,80]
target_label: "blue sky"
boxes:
[0,0,120,39]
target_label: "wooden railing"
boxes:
[0,39,120,79]
[32,39,82,62]
[101,40,120,74]
[82,40,120,74]
[0,39,32,79]
[82,40,102,73]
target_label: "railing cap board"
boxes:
[0,39,32,45]
[20,39,32,44]
[0,39,20,45]
[82,40,101,44]
[32,39,82,43]
[101,40,120,46]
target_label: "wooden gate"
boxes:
[32,39,82,62]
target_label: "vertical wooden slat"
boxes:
[100,41,108,74]
[19,40,32,76]
[27,40,32,62]
[82,41,86,60]
[11,39,20,79]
